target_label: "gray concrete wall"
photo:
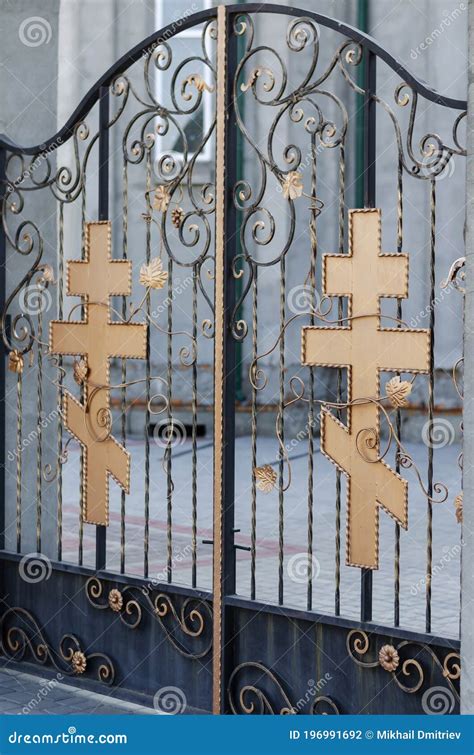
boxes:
[0,1,61,558]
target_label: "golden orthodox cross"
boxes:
[301,209,430,568]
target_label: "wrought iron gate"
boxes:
[0,4,466,714]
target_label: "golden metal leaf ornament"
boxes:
[139,257,168,290]
[71,650,87,675]
[8,350,24,374]
[73,358,89,386]
[454,492,463,524]
[153,185,171,213]
[281,171,303,200]
[378,644,400,672]
[182,74,215,100]
[386,376,412,408]
[255,465,277,493]
[39,264,55,285]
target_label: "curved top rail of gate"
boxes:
[0,2,467,155]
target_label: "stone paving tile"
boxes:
[0,669,154,715]
[0,437,462,712]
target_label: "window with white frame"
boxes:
[154,0,214,173]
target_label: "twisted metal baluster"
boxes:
[394,156,403,626]
[120,159,129,575]
[191,269,198,588]
[35,310,43,552]
[426,178,436,633]
[144,152,152,579]
[278,254,286,606]
[56,201,65,560]
[335,140,345,616]
[307,134,317,611]
[15,369,23,553]
[250,262,258,600]
[166,254,174,583]
[78,180,86,566]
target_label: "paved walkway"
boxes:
[0,668,154,715]
[58,436,461,638]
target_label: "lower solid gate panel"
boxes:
[0,556,213,714]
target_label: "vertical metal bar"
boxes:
[250,263,258,600]
[360,48,376,623]
[78,183,86,566]
[96,85,109,572]
[213,4,237,715]
[278,254,286,606]
[15,370,23,553]
[335,139,346,616]
[56,201,65,560]
[35,311,43,553]
[394,157,403,626]
[426,178,436,633]
[0,149,7,552]
[120,159,128,575]
[191,270,198,588]
[166,255,173,583]
[461,11,474,706]
[143,153,152,579]
[307,134,317,611]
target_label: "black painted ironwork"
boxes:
[0,4,466,715]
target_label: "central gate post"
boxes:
[461,0,474,714]
[212,4,238,715]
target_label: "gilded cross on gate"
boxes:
[50,221,147,525]
[301,209,430,568]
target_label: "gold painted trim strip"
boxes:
[212,4,227,716]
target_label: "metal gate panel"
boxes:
[0,4,465,716]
